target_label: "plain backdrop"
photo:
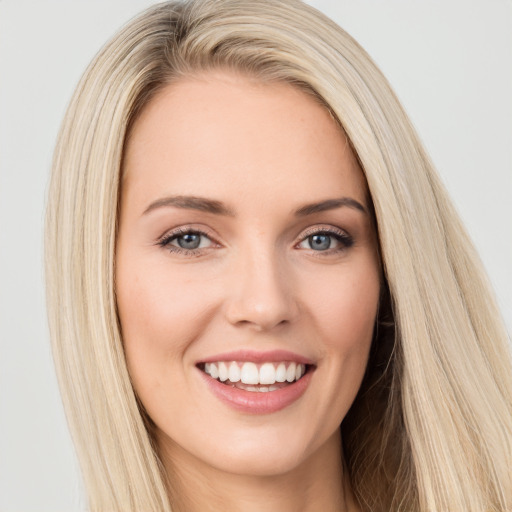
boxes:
[0,1,510,511]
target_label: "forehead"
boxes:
[122,71,368,212]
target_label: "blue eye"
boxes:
[297,229,353,252]
[159,230,214,252]
[308,233,332,251]
[175,233,202,249]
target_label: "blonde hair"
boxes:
[45,1,512,511]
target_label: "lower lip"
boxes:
[198,369,312,414]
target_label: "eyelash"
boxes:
[297,226,354,255]
[157,227,217,257]
[157,226,354,256]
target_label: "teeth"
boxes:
[228,361,241,382]
[276,363,287,382]
[218,362,229,382]
[209,363,219,380]
[203,361,307,388]
[259,362,276,385]
[286,362,297,382]
[240,362,259,384]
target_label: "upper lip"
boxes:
[198,349,315,366]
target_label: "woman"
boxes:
[45,0,512,511]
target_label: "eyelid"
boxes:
[296,225,351,243]
[157,223,216,241]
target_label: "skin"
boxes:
[116,71,380,512]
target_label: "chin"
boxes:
[221,441,310,477]
[158,419,341,480]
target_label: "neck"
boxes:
[159,431,359,512]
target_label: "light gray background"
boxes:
[1,1,510,511]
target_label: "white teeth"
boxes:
[286,362,297,382]
[203,360,308,388]
[209,363,219,379]
[228,361,241,382]
[240,362,259,384]
[259,363,276,385]
[276,363,287,382]
[218,362,229,382]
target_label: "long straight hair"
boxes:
[45,1,512,510]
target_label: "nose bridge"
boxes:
[225,237,298,330]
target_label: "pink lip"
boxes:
[198,349,314,365]
[197,367,313,414]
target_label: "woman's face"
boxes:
[116,71,380,478]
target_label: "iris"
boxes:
[177,233,202,249]
[309,234,331,251]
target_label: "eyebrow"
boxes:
[143,195,235,216]
[293,197,367,216]
[142,195,367,217]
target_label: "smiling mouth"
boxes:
[198,361,311,392]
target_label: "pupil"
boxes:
[178,233,201,249]
[310,234,331,250]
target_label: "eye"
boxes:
[297,228,353,252]
[306,233,332,251]
[158,229,215,253]
[172,232,208,250]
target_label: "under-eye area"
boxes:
[197,361,315,392]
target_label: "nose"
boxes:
[224,249,299,331]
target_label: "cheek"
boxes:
[115,256,216,391]
[303,258,380,406]
[308,262,380,351]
